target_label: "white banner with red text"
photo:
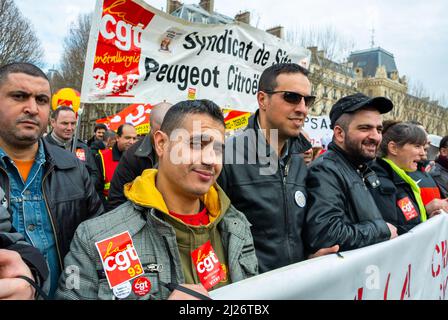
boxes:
[210,212,448,300]
[81,0,310,112]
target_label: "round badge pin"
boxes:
[132,277,151,297]
[113,281,132,299]
[294,190,306,208]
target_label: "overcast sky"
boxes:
[15,0,448,103]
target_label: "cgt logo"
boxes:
[95,231,144,288]
[104,244,139,272]
[191,241,225,290]
[132,277,151,296]
[197,251,219,273]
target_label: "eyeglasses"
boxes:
[264,91,316,107]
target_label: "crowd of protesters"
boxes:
[1,61,448,300]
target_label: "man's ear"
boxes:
[333,125,345,144]
[257,91,268,111]
[50,118,56,128]
[153,130,168,158]
[387,141,398,156]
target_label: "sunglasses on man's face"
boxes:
[264,91,316,107]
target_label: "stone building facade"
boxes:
[348,47,448,135]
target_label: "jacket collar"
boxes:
[246,110,312,155]
[134,134,154,158]
[329,142,369,170]
[124,169,229,225]
[49,131,72,150]
[42,138,78,169]
[375,158,409,186]
[112,143,122,161]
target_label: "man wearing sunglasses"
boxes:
[218,63,338,273]
[304,93,398,254]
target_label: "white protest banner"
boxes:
[81,0,310,112]
[210,213,448,300]
[303,115,332,148]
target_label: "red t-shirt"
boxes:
[169,206,210,226]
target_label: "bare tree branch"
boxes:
[0,0,45,66]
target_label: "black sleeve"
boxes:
[94,152,105,192]
[4,242,49,285]
[107,148,141,211]
[304,162,391,252]
[85,146,102,192]
[80,157,105,219]
[217,164,229,195]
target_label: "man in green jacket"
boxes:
[56,99,258,300]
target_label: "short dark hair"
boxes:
[0,62,49,87]
[258,63,310,92]
[51,106,75,120]
[440,136,448,150]
[117,123,134,137]
[94,123,108,133]
[160,99,225,136]
[379,121,427,157]
[334,113,353,132]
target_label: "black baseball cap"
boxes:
[329,93,393,129]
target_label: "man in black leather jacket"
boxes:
[218,63,337,273]
[304,93,398,253]
[0,62,104,297]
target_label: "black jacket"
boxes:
[107,135,156,211]
[0,139,104,269]
[369,158,422,235]
[44,133,102,192]
[430,162,448,199]
[218,112,311,273]
[304,143,391,253]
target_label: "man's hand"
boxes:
[167,283,210,300]
[308,245,340,259]
[425,198,448,218]
[387,223,398,239]
[0,249,35,300]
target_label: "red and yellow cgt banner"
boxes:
[96,103,152,135]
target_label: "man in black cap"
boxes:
[304,93,398,253]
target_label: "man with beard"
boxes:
[304,93,398,253]
[0,63,103,297]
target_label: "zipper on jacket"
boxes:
[280,156,292,262]
[42,165,64,270]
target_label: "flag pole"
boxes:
[71,104,85,154]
